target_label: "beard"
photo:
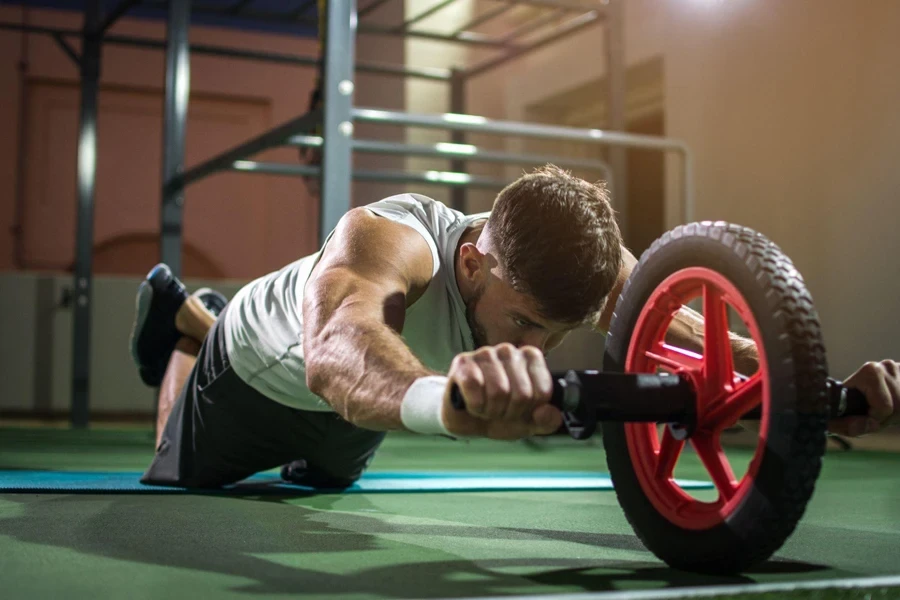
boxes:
[464,286,490,349]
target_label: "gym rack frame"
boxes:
[0,0,692,427]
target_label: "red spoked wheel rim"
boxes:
[625,267,770,531]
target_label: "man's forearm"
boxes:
[666,305,758,375]
[305,313,435,431]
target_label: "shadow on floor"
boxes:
[0,492,843,597]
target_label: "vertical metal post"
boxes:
[605,0,628,238]
[319,0,357,243]
[71,0,102,429]
[160,0,191,276]
[449,68,467,212]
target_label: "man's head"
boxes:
[457,165,624,353]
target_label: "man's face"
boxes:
[464,273,576,354]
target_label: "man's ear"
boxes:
[458,242,486,285]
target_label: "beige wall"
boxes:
[0,5,404,280]
[462,0,900,378]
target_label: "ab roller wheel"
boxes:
[449,220,865,574]
[603,221,830,574]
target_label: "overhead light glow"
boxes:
[355,108,392,121]
[425,171,472,184]
[442,113,487,125]
[289,135,323,147]
[435,142,477,155]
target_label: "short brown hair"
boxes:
[486,164,623,325]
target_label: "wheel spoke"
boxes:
[691,433,738,501]
[655,427,685,479]
[702,284,735,394]
[646,343,703,373]
[704,373,764,431]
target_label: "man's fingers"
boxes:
[500,351,533,421]
[451,357,487,418]
[524,346,553,401]
[845,361,893,424]
[474,348,511,419]
[828,416,881,438]
[530,404,562,436]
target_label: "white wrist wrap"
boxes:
[400,376,451,436]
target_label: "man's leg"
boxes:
[175,294,218,344]
[130,263,226,387]
[155,336,200,448]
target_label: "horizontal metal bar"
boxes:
[353,108,690,153]
[52,32,82,66]
[491,0,603,11]
[501,8,565,43]
[232,161,513,188]
[0,22,81,37]
[179,4,514,47]
[466,9,603,78]
[358,0,394,18]
[361,20,513,47]
[0,24,450,81]
[288,135,612,173]
[397,0,460,33]
[177,109,322,189]
[98,0,143,34]
[101,33,451,80]
[452,3,513,35]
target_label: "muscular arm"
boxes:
[592,244,758,373]
[302,208,436,431]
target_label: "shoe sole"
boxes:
[129,279,154,377]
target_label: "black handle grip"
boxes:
[452,376,870,418]
[827,378,869,418]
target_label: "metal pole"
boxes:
[97,0,143,35]
[353,107,685,150]
[232,161,512,188]
[450,69,467,212]
[605,0,627,239]
[72,0,102,429]
[160,0,191,277]
[501,8,565,43]
[177,110,322,188]
[359,0,393,19]
[451,4,513,36]
[104,33,453,82]
[319,0,357,244]
[289,135,613,172]
[396,0,460,32]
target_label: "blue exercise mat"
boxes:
[0,470,712,494]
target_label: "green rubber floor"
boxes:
[1,427,899,599]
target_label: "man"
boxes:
[130,166,898,489]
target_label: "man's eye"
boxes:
[514,318,530,328]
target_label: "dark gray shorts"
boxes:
[141,306,386,489]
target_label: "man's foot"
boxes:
[129,265,228,387]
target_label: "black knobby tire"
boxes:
[602,221,830,574]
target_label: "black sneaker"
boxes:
[129,264,189,387]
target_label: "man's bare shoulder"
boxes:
[312,207,435,301]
